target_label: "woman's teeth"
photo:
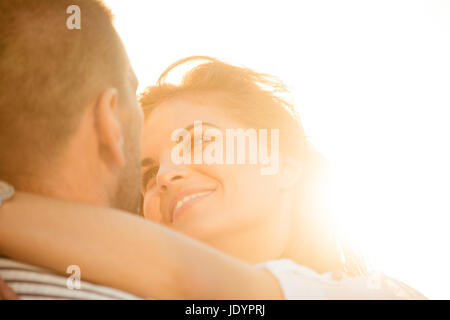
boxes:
[175,191,212,211]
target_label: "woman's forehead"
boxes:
[143,99,244,135]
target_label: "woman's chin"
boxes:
[171,206,223,240]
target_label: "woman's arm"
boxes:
[0,192,282,299]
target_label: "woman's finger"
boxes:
[0,276,18,300]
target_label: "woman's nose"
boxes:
[156,165,188,192]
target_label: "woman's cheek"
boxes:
[143,193,163,223]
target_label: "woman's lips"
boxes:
[171,190,214,221]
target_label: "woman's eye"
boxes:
[203,135,215,144]
[191,135,202,147]
[142,167,159,190]
[190,135,213,150]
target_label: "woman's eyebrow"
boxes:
[183,122,220,132]
[141,124,218,168]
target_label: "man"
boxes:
[0,0,143,299]
[0,0,284,301]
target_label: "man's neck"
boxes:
[10,170,109,208]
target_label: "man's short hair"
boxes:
[0,0,128,181]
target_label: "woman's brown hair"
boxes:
[139,56,367,277]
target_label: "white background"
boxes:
[105,0,450,299]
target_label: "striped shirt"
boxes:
[0,256,142,300]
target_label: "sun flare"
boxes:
[105,0,450,299]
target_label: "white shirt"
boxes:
[257,259,426,300]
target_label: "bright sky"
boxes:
[105,0,450,299]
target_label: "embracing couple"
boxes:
[0,0,425,300]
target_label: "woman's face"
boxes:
[141,97,292,262]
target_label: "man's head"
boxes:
[0,0,143,213]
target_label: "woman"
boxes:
[0,57,425,299]
[138,56,364,277]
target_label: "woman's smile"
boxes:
[170,188,215,221]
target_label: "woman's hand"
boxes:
[0,276,18,300]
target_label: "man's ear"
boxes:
[278,158,302,191]
[95,88,125,169]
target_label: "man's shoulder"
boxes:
[0,256,142,300]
